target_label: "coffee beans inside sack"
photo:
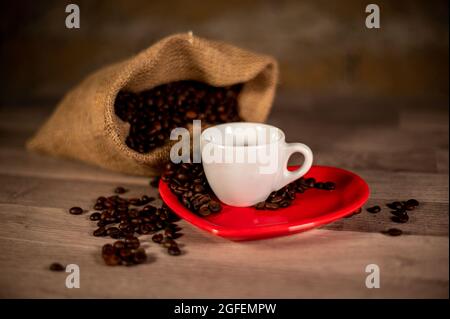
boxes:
[27,33,279,176]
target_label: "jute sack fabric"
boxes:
[27,33,279,176]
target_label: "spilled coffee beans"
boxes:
[69,186,184,267]
[254,177,336,210]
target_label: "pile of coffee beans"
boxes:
[69,187,183,267]
[162,162,336,214]
[364,199,420,236]
[114,80,242,154]
[387,199,419,223]
[162,162,222,216]
[254,178,336,210]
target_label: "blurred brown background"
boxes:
[0,0,448,105]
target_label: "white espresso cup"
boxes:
[200,122,313,207]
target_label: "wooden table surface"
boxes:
[0,95,448,298]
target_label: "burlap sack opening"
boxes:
[27,33,279,176]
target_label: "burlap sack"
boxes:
[26,33,279,176]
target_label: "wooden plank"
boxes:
[0,148,153,186]
[0,227,447,298]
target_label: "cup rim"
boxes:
[201,122,285,148]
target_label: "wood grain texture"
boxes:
[0,97,448,298]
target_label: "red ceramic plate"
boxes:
[159,165,370,241]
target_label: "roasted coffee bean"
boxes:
[69,206,83,215]
[391,214,409,223]
[106,227,121,238]
[208,200,222,213]
[129,198,141,206]
[49,262,65,271]
[192,184,204,194]
[168,245,181,256]
[254,201,266,210]
[89,212,101,221]
[406,199,419,207]
[279,200,291,208]
[133,248,147,264]
[93,227,107,237]
[265,202,279,210]
[390,210,407,217]
[114,186,127,194]
[124,236,140,249]
[97,220,107,227]
[102,244,115,256]
[93,203,104,210]
[387,202,403,210]
[270,196,283,204]
[103,254,121,266]
[113,241,126,250]
[314,182,325,189]
[162,238,176,248]
[324,182,336,190]
[303,178,316,188]
[152,233,164,243]
[383,228,403,236]
[119,248,133,260]
[366,206,381,214]
[186,110,197,120]
[198,205,211,216]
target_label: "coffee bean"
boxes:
[303,178,316,188]
[49,262,65,271]
[106,227,121,238]
[89,212,101,221]
[279,200,291,208]
[390,210,407,217]
[124,236,140,249]
[270,196,283,203]
[314,182,325,189]
[102,244,115,256]
[406,199,419,207]
[265,202,279,210]
[162,238,176,248]
[113,241,126,250]
[93,227,107,237]
[254,202,266,210]
[324,182,336,190]
[152,233,164,244]
[366,206,381,214]
[69,207,83,215]
[103,254,121,266]
[208,200,222,213]
[391,214,409,223]
[114,186,127,194]
[168,245,181,256]
[198,205,211,216]
[133,248,147,264]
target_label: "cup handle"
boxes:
[275,143,313,190]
